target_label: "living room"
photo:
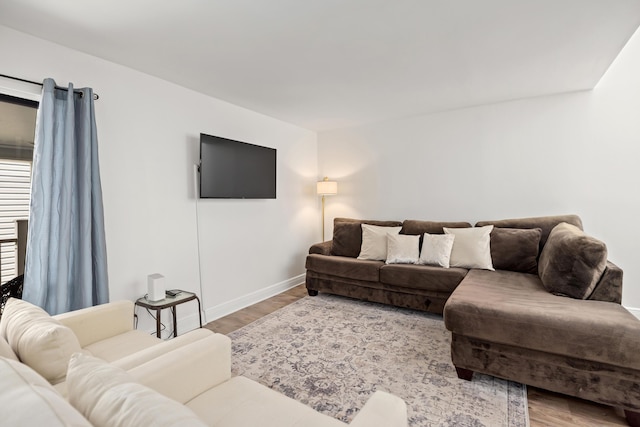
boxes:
[1,2,640,426]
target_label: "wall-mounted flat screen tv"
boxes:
[199,133,276,199]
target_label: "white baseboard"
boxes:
[204,274,305,323]
[627,306,640,320]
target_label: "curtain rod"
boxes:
[0,73,100,100]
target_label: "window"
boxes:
[0,94,37,284]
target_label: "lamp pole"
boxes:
[322,194,326,241]
[317,177,337,242]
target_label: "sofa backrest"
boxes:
[400,220,472,235]
[330,215,582,260]
[0,357,91,426]
[0,335,17,360]
[400,220,472,252]
[475,214,583,254]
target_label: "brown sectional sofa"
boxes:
[306,215,618,314]
[305,215,640,426]
[306,218,473,314]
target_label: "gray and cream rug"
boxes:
[229,294,529,427]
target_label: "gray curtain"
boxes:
[23,78,108,315]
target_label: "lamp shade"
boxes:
[317,178,338,195]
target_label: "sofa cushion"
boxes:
[0,357,91,426]
[380,264,468,293]
[538,222,607,299]
[113,328,213,371]
[186,375,345,427]
[67,353,206,427]
[444,226,494,270]
[330,218,403,258]
[444,269,640,370]
[1,298,81,384]
[83,330,160,362]
[476,214,583,253]
[490,227,541,274]
[358,224,402,261]
[306,254,382,282]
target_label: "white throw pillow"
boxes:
[417,233,455,268]
[443,225,495,270]
[357,224,402,261]
[1,298,81,384]
[386,234,420,264]
[67,353,206,427]
[0,357,91,426]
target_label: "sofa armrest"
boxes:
[588,260,623,304]
[350,391,407,427]
[127,333,232,404]
[309,240,332,255]
[54,300,134,348]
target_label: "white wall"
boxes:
[0,25,319,334]
[318,29,640,311]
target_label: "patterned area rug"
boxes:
[229,294,529,427]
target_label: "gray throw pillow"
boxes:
[538,222,607,299]
[490,227,541,274]
[476,214,583,254]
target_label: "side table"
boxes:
[135,290,202,338]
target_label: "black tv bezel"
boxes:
[199,133,277,199]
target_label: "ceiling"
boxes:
[1,0,640,132]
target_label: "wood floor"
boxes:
[204,285,629,427]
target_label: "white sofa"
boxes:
[0,298,408,426]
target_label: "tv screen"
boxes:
[199,133,276,199]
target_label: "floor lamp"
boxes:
[317,177,338,241]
